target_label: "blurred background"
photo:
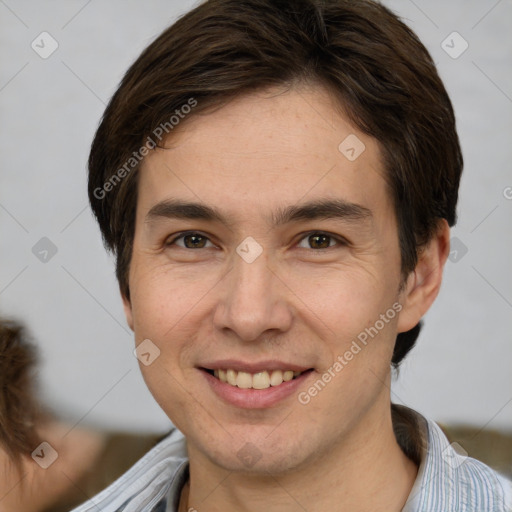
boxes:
[0,0,511,439]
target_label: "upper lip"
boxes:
[199,359,312,373]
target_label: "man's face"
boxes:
[124,85,411,473]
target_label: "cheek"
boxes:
[138,361,194,435]
[129,258,214,334]
[128,260,223,391]
[287,266,401,390]
[284,264,397,335]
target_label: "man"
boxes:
[73,0,512,510]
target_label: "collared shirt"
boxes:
[69,407,512,512]
[399,408,512,511]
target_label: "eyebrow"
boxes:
[145,198,372,229]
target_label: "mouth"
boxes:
[200,367,314,390]
[198,359,316,408]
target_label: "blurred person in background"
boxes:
[0,319,106,511]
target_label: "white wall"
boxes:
[0,0,511,433]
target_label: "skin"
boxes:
[0,422,105,511]
[123,84,450,512]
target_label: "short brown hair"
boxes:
[88,0,463,367]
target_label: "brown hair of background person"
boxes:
[0,319,43,468]
[87,0,463,368]
[0,320,107,512]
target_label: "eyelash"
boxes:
[165,231,348,251]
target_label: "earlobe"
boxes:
[121,291,134,331]
[397,219,450,333]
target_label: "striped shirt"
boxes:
[69,406,512,512]
[401,409,512,511]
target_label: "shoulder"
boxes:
[452,448,512,511]
[414,412,512,511]
[69,427,188,512]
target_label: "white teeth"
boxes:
[227,369,237,386]
[211,368,304,389]
[252,371,270,389]
[283,370,294,382]
[236,371,252,389]
[269,370,283,387]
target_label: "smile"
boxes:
[199,361,315,408]
[206,368,304,389]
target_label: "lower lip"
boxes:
[200,369,314,409]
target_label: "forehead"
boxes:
[138,85,391,223]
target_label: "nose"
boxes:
[213,246,293,343]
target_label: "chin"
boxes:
[194,427,318,476]
[210,448,310,475]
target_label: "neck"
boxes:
[182,401,418,512]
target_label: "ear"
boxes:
[121,290,134,331]
[397,219,450,333]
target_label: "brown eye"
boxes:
[297,232,345,250]
[183,234,207,248]
[167,232,213,249]
[308,233,331,249]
